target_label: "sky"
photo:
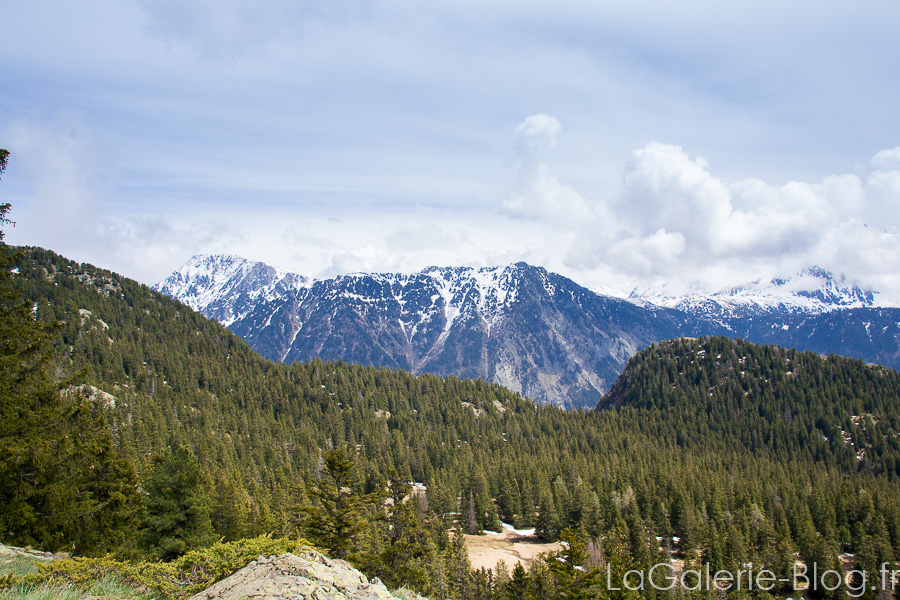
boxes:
[3,0,900,299]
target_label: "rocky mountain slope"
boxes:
[156,255,900,409]
[157,255,698,408]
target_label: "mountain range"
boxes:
[156,254,900,409]
[9,246,900,591]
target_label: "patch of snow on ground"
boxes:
[500,522,536,536]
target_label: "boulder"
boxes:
[0,543,56,563]
[188,551,397,600]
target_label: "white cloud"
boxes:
[558,134,900,296]
[2,119,251,283]
[501,114,596,226]
[870,147,900,171]
[513,114,562,156]
[5,119,113,247]
[581,228,687,276]
[384,224,462,255]
[866,148,900,228]
[620,142,731,247]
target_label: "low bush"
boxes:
[1,536,314,600]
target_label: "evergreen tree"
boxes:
[357,472,439,594]
[139,444,215,560]
[506,561,530,600]
[536,490,560,540]
[299,448,382,559]
[445,526,472,600]
[466,491,479,534]
[0,196,139,554]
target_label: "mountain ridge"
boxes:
[629,265,881,319]
[156,254,900,409]
[163,254,889,319]
[156,255,689,408]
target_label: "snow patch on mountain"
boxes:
[153,254,310,326]
[420,265,521,335]
[629,267,880,317]
[156,256,543,342]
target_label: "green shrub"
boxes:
[1,536,314,600]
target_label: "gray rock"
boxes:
[188,551,398,600]
[0,543,56,562]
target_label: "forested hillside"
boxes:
[5,246,900,599]
[600,336,900,476]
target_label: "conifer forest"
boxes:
[3,199,900,598]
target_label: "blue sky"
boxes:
[3,0,900,298]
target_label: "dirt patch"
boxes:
[461,527,560,571]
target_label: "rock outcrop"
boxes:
[0,542,56,564]
[188,551,398,600]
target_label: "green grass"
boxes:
[0,557,45,579]
[0,574,155,600]
[393,588,430,600]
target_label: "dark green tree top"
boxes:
[299,448,383,559]
[140,444,215,560]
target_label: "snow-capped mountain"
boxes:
[630,267,877,318]
[156,255,900,409]
[155,254,311,327]
[156,255,689,408]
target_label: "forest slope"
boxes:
[9,247,900,598]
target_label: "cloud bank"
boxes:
[494,114,900,298]
[6,112,900,302]
[3,1,900,298]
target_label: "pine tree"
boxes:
[0,196,139,554]
[358,472,439,595]
[139,444,215,560]
[536,490,560,540]
[299,448,382,559]
[506,561,529,600]
[445,526,472,600]
[466,491,479,535]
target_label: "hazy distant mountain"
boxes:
[156,255,900,409]
[630,266,878,319]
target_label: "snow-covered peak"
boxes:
[421,264,523,332]
[630,267,878,316]
[155,257,559,340]
[154,254,310,325]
